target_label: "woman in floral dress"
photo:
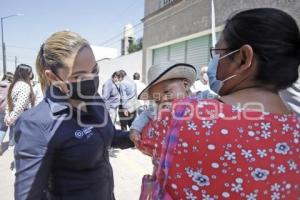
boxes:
[137,8,300,199]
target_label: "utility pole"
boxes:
[1,17,6,74]
[15,56,17,69]
[1,14,23,74]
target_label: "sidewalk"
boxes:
[0,136,152,200]
[0,139,14,200]
[111,148,152,199]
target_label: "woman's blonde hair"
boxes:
[36,31,90,92]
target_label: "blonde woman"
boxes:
[14,31,134,200]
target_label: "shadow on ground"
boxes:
[0,142,9,156]
[109,148,120,158]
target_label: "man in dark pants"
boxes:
[118,70,137,130]
[102,71,122,125]
[118,107,136,130]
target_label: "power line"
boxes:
[3,2,197,57]
[104,30,144,48]
[8,45,38,51]
[0,44,38,51]
[103,27,143,48]
[102,27,144,48]
[1,54,34,60]
[108,0,141,26]
[0,58,15,62]
[0,58,34,65]
[102,1,198,48]
[98,22,143,46]
[97,0,144,46]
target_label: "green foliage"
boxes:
[128,38,143,53]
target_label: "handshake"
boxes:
[129,129,141,147]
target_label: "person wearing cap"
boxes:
[129,62,198,143]
[131,8,300,199]
[129,62,216,145]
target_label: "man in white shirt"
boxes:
[133,73,146,115]
[280,76,300,116]
[118,70,137,130]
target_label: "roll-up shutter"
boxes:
[169,41,185,63]
[186,35,210,69]
[153,46,168,65]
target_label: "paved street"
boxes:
[0,136,152,200]
[0,141,14,200]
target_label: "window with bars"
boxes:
[160,0,174,8]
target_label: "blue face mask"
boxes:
[207,49,240,94]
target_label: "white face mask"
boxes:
[113,78,120,85]
[207,49,240,94]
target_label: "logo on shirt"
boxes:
[74,127,94,139]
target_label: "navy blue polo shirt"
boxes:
[14,86,134,200]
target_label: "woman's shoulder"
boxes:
[15,80,30,86]
[16,100,52,130]
[13,81,31,90]
[172,97,225,113]
[172,97,299,124]
[14,105,59,151]
[173,97,221,104]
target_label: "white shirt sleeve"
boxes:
[8,82,31,124]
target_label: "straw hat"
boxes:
[138,61,197,100]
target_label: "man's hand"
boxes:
[129,129,141,147]
[124,110,129,117]
[4,116,12,127]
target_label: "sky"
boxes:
[0,0,144,73]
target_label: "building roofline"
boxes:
[142,0,183,22]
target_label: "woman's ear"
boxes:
[45,69,70,93]
[237,44,253,72]
[45,69,64,87]
[44,69,58,82]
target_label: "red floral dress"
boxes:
[138,98,300,200]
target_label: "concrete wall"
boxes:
[143,0,299,48]
[97,50,143,93]
[144,0,161,16]
[91,45,118,61]
[142,0,300,81]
